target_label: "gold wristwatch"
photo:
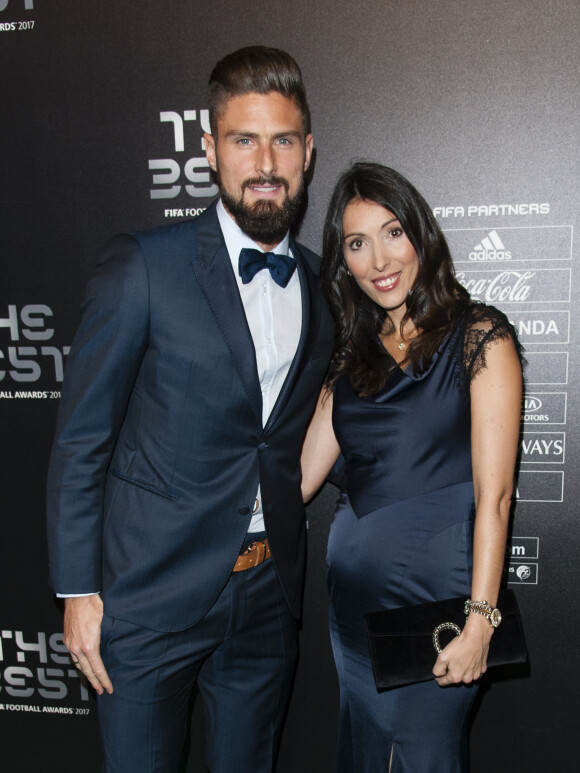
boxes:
[464,599,502,628]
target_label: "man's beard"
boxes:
[219,174,305,246]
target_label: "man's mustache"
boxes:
[242,176,289,193]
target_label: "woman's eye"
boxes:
[347,239,364,251]
[388,227,403,238]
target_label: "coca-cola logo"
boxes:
[456,270,535,303]
[456,268,571,304]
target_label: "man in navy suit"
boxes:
[47,46,334,772]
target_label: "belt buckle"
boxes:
[246,540,266,567]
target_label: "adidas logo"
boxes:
[469,230,512,261]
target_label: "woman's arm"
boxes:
[434,333,522,686]
[300,387,341,502]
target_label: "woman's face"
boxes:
[342,198,419,319]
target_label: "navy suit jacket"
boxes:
[47,202,334,632]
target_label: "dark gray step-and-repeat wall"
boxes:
[2,1,578,770]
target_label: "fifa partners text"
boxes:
[434,203,550,218]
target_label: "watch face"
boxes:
[491,608,502,628]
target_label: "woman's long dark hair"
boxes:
[321,163,470,395]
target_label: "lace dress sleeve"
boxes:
[462,304,525,384]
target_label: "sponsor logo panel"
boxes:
[522,392,567,424]
[515,471,564,502]
[505,538,539,584]
[520,432,565,464]
[445,225,572,263]
[508,310,569,345]
[507,562,538,585]
[509,537,539,560]
[522,352,568,385]
[455,268,571,304]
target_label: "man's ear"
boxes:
[304,133,314,172]
[204,133,217,171]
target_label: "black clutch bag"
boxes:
[364,589,528,691]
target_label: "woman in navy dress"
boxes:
[301,163,523,772]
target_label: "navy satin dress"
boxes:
[327,307,514,772]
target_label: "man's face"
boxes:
[204,92,313,250]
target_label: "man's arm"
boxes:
[47,234,151,687]
[47,233,150,591]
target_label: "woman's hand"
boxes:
[432,613,493,686]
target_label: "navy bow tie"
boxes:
[238,247,296,288]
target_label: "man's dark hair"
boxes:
[208,46,311,136]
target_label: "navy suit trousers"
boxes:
[97,559,298,772]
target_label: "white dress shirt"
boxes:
[217,199,302,532]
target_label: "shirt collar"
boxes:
[216,199,291,270]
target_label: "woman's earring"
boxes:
[346,269,352,276]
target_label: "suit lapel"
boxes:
[191,204,262,423]
[265,237,316,431]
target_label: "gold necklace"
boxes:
[390,331,417,351]
[381,326,417,354]
[392,335,410,351]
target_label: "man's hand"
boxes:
[64,595,113,695]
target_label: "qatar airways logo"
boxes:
[455,269,571,304]
[520,431,565,464]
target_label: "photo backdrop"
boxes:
[2,1,579,770]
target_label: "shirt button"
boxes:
[238,506,251,516]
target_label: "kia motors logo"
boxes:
[524,397,542,412]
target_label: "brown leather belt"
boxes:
[233,539,271,572]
